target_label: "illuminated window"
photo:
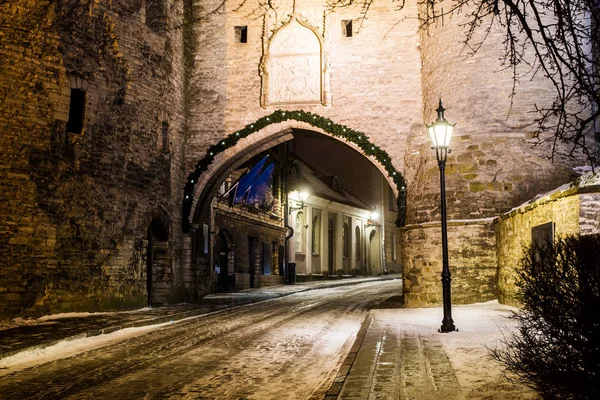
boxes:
[295,213,303,252]
[388,185,396,211]
[311,215,320,255]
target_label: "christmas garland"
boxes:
[182,109,407,231]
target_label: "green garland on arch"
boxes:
[182,109,407,232]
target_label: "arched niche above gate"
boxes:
[260,14,330,108]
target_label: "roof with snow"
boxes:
[290,159,371,211]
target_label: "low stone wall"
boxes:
[496,173,600,305]
[401,219,498,307]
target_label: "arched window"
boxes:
[295,212,303,253]
[343,223,349,258]
[355,226,361,260]
[311,215,320,255]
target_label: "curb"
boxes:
[0,276,399,362]
[324,312,373,399]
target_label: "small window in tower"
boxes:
[66,88,86,134]
[342,20,353,37]
[161,122,169,153]
[146,0,167,34]
[235,26,248,43]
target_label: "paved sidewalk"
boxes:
[0,275,399,361]
[327,312,463,400]
[325,303,538,400]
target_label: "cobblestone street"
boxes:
[0,280,538,399]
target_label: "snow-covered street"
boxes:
[0,280,537,399]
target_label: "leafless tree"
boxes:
[327,0,599,164]
[433,0,599,164]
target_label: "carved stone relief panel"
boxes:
[269,17,321,105]
[261,14,330,107]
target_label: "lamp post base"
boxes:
[439,319,456,333]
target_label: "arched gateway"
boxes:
[181,110,407,295]
[182,110,407,232]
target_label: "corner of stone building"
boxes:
[0,1,189,319]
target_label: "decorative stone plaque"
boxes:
[261,14,327,107]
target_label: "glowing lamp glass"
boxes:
[428,122,454,148]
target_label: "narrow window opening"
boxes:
[161,122,169,153]
[66,88,86,134]
[343,20,353,37]
[235,26,248,43]
[146,0,167,34]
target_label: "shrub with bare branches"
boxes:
[491,234,600,399]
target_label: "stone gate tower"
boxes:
[0,0,593,319]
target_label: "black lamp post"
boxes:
[427,99,456,333]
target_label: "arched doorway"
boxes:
[147,217,170,307]
[184,114,407,233]
[369,229,381,276]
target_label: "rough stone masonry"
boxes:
[0,0,593,319]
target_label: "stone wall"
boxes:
[401,219,498,307]
[186,0,423,177]
[0,0,188,318]
[410,4,588,227]
[496,172,600,305]
[187,0,591,309]
[214,204,286,290]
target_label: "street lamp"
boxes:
[427,99,456,333]
[369,208,379,222]
[288,190,309,213]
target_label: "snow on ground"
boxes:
[0,321,172,374]
[374,300,539,399]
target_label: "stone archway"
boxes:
[182,110,408,232]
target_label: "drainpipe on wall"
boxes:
[284,191,296,285]
[380,176,387,274]
[209,198,217,292]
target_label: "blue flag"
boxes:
[232,156,268,204]
[247,163,275,207]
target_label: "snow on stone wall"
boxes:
[496,171,600,305]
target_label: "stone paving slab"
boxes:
[328,309,465,400]
[0,275,399,361]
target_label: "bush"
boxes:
[491,234,600,399]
